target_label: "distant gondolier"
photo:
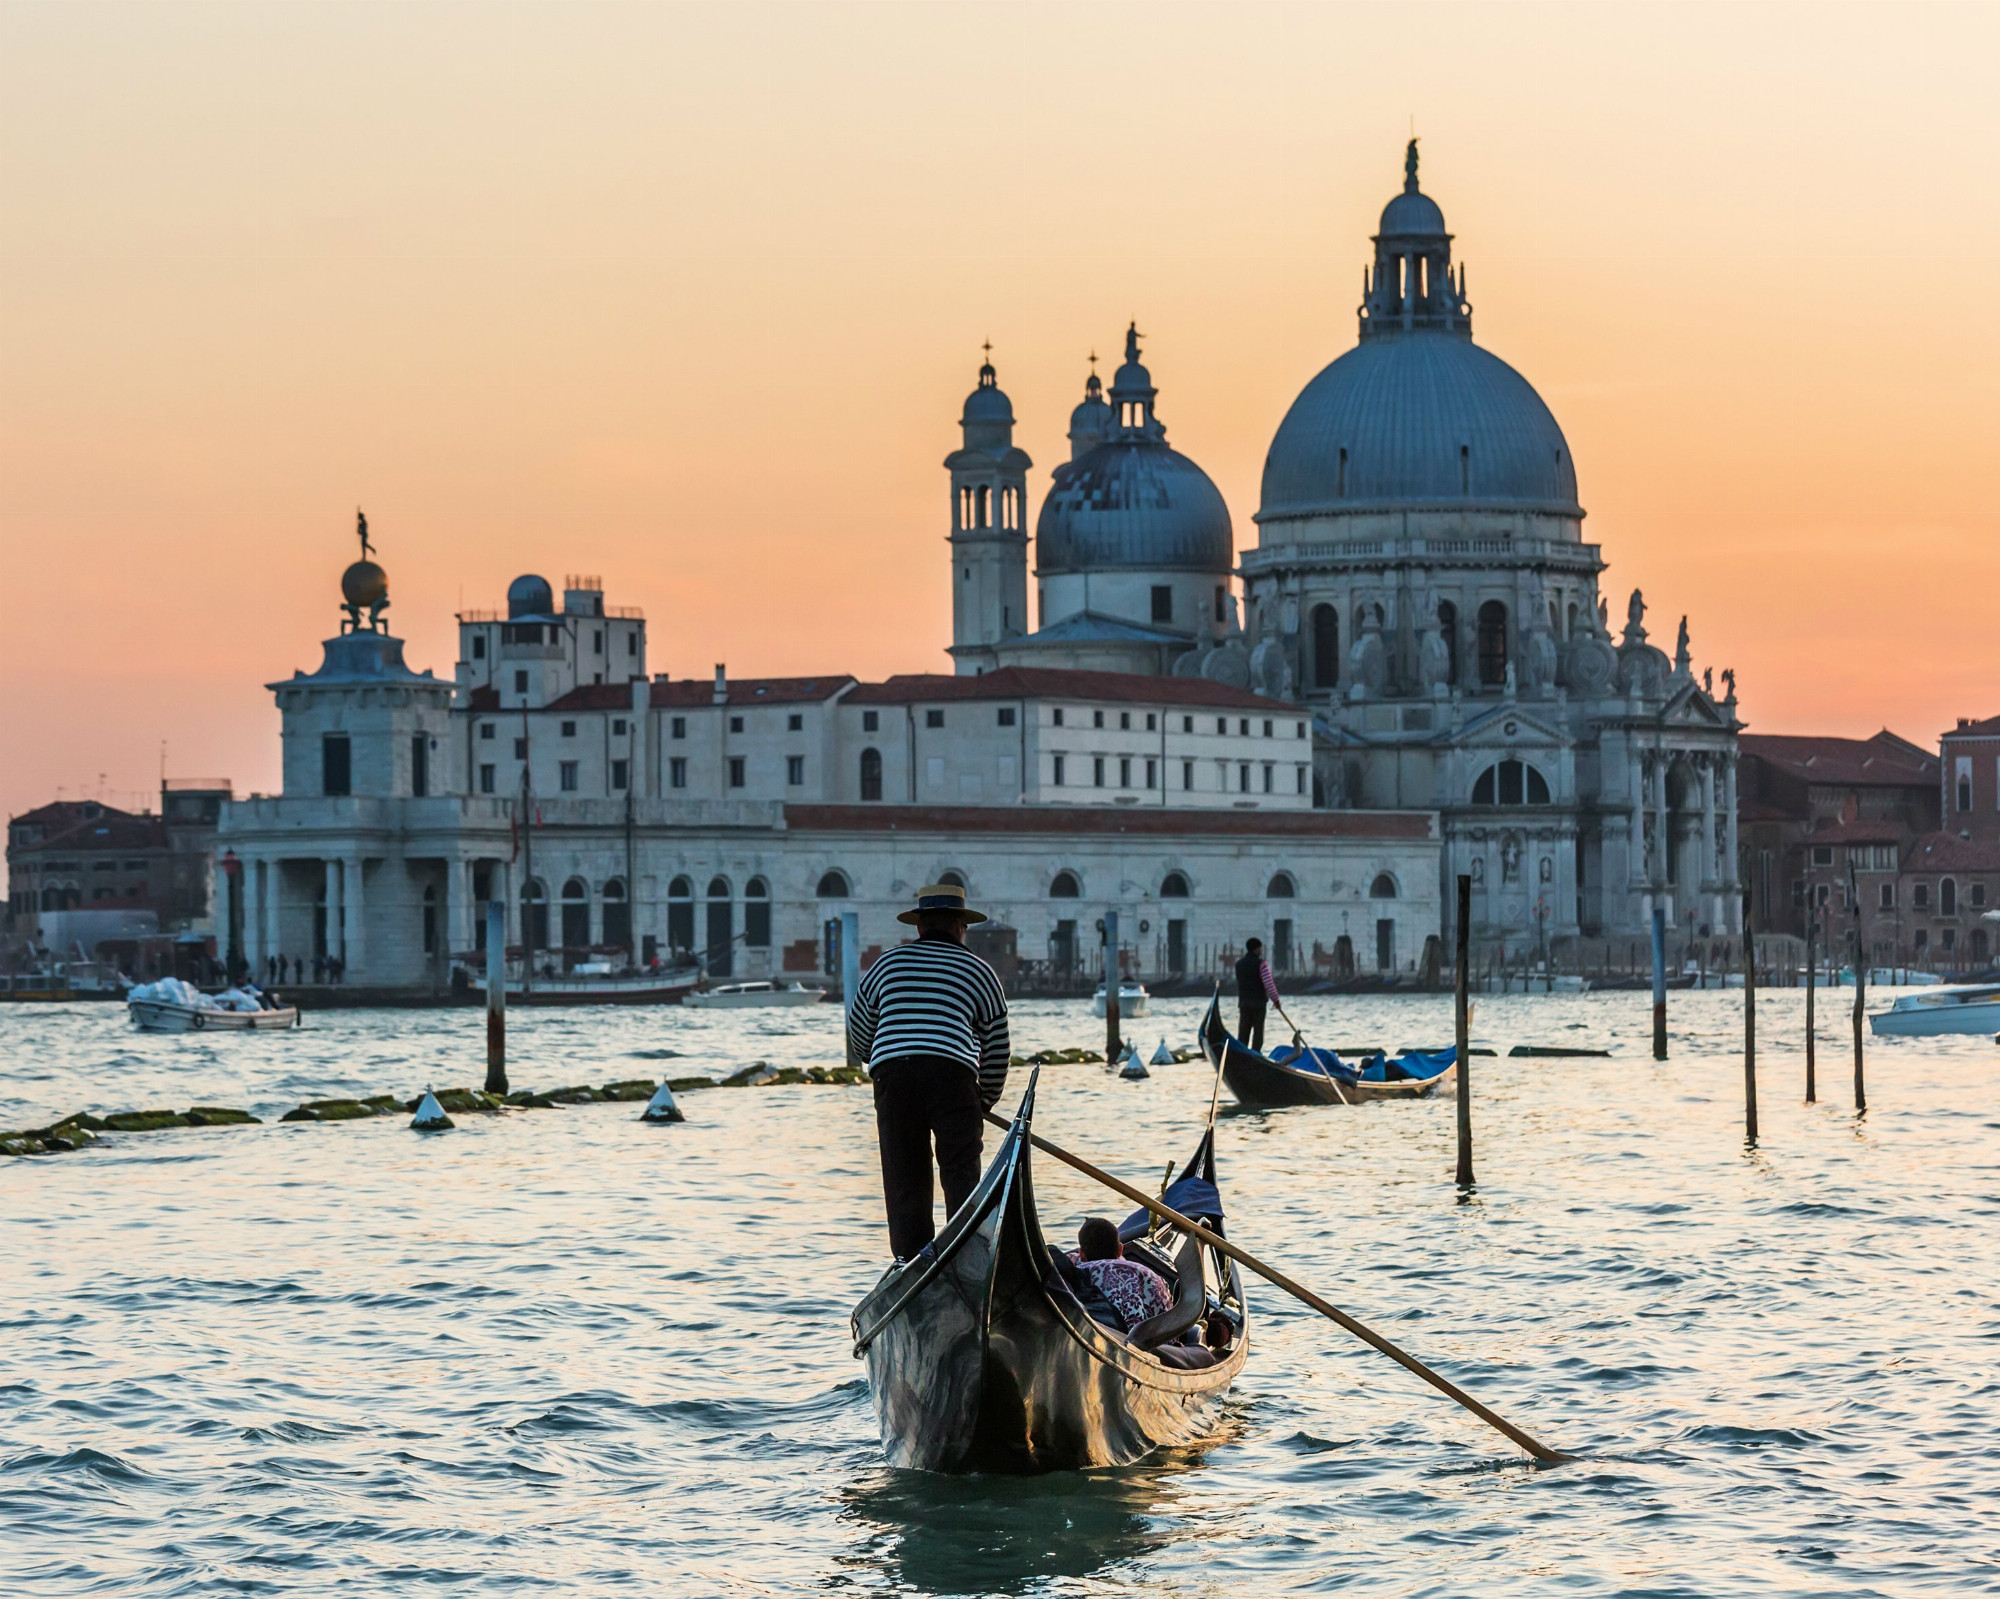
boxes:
[1234,937,1279,1051]
[848,884,1011,1261]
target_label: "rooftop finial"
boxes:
[1404,136,1420,192]
[977,339,996,386]
[357,507,373,559]
[1124,321,1142,364]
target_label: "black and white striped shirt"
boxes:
[848,936,1011,1108]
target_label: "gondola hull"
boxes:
[1219,1033,1456,1108]
[851,1099,1245,1474]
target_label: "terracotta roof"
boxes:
[783,803,1432,839]
[648,676,856,707]
[847,667,1294,712]
[1738,731,1936,788]
[466,686,500,711]
[546,682,648,711]
[1942,714,2000,740]
[1801,818,1913,847]
[7,802,165,853]
[1904,832,2000,872]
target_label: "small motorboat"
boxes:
[127,978,298,1032]
[470,964,701,1006]
[683,980,826,1010]
[1868,984,2000,1038]
[1203,995,1454,1107]
[1091,982,1151,1018]
[849,1068,1246,1473]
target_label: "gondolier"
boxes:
[1233,938,1279,1050]
[848,884,1011,1261]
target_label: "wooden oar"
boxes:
[1272,999,1353,1105]
[990,1111,1571,1464]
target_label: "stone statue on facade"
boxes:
[1501,832,1522,884]
[1624,588,1647,646]
[1673,616,1692,678]
[1347,601,1387,700]
[1416,584,1450,697]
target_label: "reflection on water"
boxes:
[1,992,1996,1597]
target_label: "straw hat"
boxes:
[896,883,988,926]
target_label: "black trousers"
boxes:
[1237,1003,1266,1052]
[872,1056,985,1261]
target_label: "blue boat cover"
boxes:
[1119,1176,1222,1241]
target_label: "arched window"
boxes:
[562,876,588,899]
[1940,878,1957,917]
[560,877,590,954]
[860,747,883,802]
[1477,600,1508,686]
[975,484,990,528]
[1470,760,1551,806]
[816,870,851,898]
[602,877,630,951]
[938,870,965,888]
[744,876,771,948]
[1311,604,1340,689]
[1049,870,1081,898]
[667,875,694,955]
[705,878,734,977]
[1160,871,1190,898]
[1369,873,1398,899]
[706,876,730,899]
[1267,873,1296,899]
[1437,600,1458,684]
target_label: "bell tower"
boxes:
[944,348,1032,675]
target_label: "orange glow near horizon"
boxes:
[2,3,1995,833]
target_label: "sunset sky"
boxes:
[3,1,1995,836]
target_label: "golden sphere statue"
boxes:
[341,559,388,609]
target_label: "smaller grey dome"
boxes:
[962,361,1014,425]
[1379,187,1446,237]
[507,574,554,618]
[1036,440,1233,574]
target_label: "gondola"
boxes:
[849,1068,1247,1473]
[1204,994,1456,1108]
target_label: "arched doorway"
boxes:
[705,876,734,977]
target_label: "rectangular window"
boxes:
[728,756,746,788]
[670,757,688,789]
[1119,712,1131,731]
[1880,882,1895,909]
[1239,762,1251,792]
[321,735,351,797]
[1119,756,1132,788]
[729,715,744,733]
[1182,760,1194,790]
[1053,754,1066,786]
[559,761,579,791]
[1093,756,1106,788]
[1263,719,1273,737]
[1216,717,1227,735]
[1240,719,1250,736]
[480,723,495,740]
[926,709,944,729]
[514,670,528,693]
[1214,585,1225,623]
[593,630,603,656]
[1145,713,1156,731]
[1053,708,1065,727]
[514,738,528,760]
[787,755,805,786]
[479,763,496,793]
[1093,710,1105,728]
[472,635,486,660]
[788,713,803,731]
[1296,766,1306,794]
[1913,883,1929,910]
[611,759,628,791]
[1296,721,1306,738]
[1811,845,1833,866]
[1151,584,1172,622]
[561,720,576,738]
[1145,758,1156,789]
[863,710,879,732]
[612,718,626,735]
[671,717,687,739]
[411,735,429,798]
[1263,763,1274,793]
[998,706,1016,727]
[1181,716,1192,733]
[628,634,637,656]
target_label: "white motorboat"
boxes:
[127,979,298,1032]
[1868,984,2000,1038]
[470,964,701,1006]
[683,980,826,1010]
[1090,982,1151,1018]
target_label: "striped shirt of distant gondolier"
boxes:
[848,937,1011,1108]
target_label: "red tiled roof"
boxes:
[7,801,164,853]
[546,682,649,711]
[466,686,500,711]
[783,803,1432,839]
[1801,817,1913,846]
[1738,731,1936,788]
[647,676,857,707]
[1942,714,2000,740]
[846,667,1294,712]
[1904,832,2000,872]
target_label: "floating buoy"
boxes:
[409,1088,454,1132]
[1118,1045,1150,1081]
[640,1082,685,1123]
[1150,1037,1174,1066]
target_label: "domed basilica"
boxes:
[947,143,1743,943]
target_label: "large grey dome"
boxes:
[1037,440,1233,573]
[507,573,555,618]
[1258,332,1581,520]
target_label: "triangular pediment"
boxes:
[1450,704,1567,750]
[1660,682,1731,727]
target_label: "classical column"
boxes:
[1700,753,1719,926]
[453,859,477,959]
[263,860,282,969]
[324,859,342,966]
[1653,750,1668,891]
[1724,754,1741,931]
[1629,752,1647,886]
[344,856,366,981]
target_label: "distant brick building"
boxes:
[1941,715,2000,845]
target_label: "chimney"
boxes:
[712,664,728,705]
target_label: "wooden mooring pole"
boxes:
[1103,909,1122,1061]
[1455,875,1474,1188]
[1650,904,1668,1060]
[1803,913,1817,1104]
[484,898,508,1096]
[1742,890,1757,1144]
[1849,866,1866,1113]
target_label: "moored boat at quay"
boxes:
[1868,984,2000,1038]
[127,978,298,1032]
[469,964,701,1006]
[683,980,825,1009]
[1207,996,1456,1107]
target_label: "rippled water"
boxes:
[3,990,1997,1596]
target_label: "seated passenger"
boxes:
[1069,1217,1171,1332]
